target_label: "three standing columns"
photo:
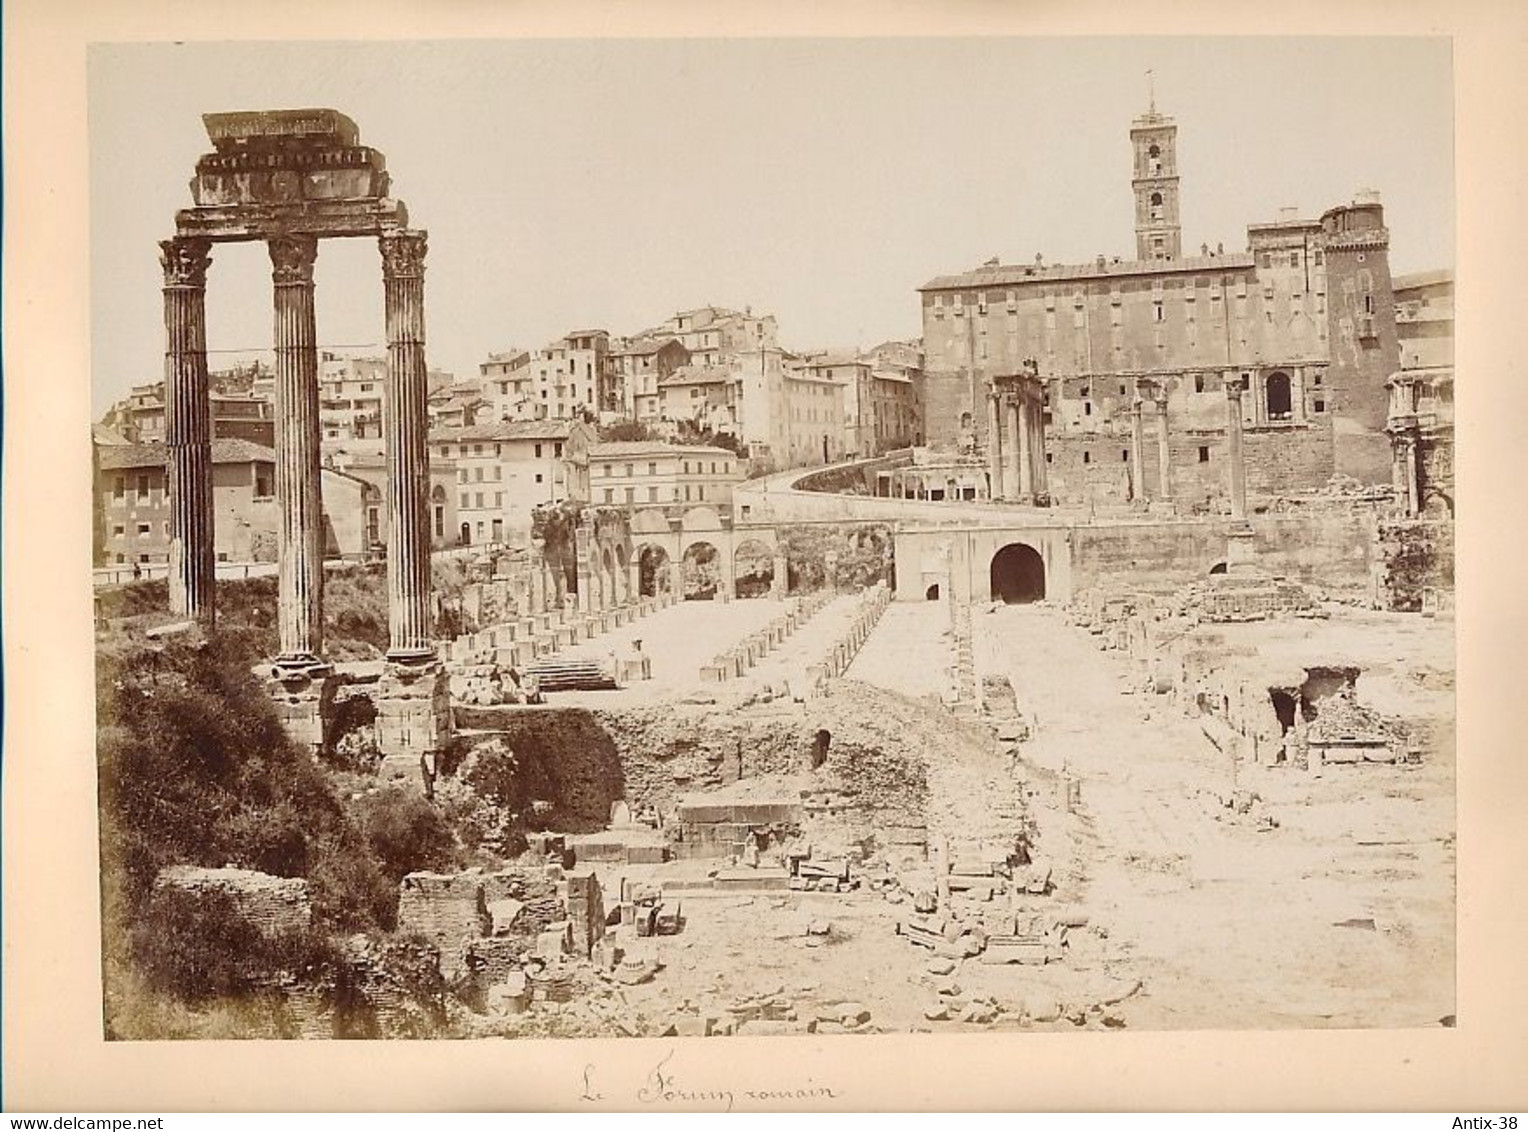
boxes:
[380,230,435,663]
[270,235,326,667]
[162,237,216,624]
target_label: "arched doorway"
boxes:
[925,583,941,601]
[1209,561,1228,575]
[1265,371,1292,420]
[681,541,719,601]
[637,544,670,597]
[733,539,775,599]
[459,521,472,547]
[989,543,1045,604]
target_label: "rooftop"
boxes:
[590,441,739,459]
[660,365,734,388]
[97,438,278,470]
[920,251,1257,292]
[430,420,579,444]
[1393,268,1454,292]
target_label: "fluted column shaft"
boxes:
[381,230,435,661]
[1154,396,1171,500]
[1404,437,1421,518]
[1033,385,1050,497]
[1017,392,1034,499]
[270,235,324,664]
[161,238,216,623]
[1226,378,1247,521]
[1128,396,1145,501]
[1003,395,1022,501]
[985,391,1004,499]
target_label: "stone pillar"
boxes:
[772,552,788,599]
[824,550,840,594]
[270,234,325,667]
[379,230,435,662]
[1129,396,1146,503]
[1291,367,1306,424]
[161,237,216,623]
[575,522,593,610]
[1003,394,1022,501]
[1154,394,1171,501]
[1225,377,1247,521]
[985,391,1004,499]
[670,557,686,601]
[1017,391,1034,500]
[529,538,548,613]
[1033,386,1049,498]
[628,555,643,603]
[1403,436,1421,518]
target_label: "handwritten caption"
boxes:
[579,1048,841,1111]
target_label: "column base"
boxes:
[1225,522,1259,576]
[267,658,336,754]
[375,656,451,794]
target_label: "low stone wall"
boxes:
[804,582,892,696]
[152,865,312,938]
[698,591,832,684]
[397,867,563,982]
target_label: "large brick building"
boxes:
[918,100,1404,510]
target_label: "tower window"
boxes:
[1083,451,1092,465]
[1198,446,1211,463]
[1154,302,1165,322]
[1195,374,1206,393]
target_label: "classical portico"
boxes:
[161,109,447,758]
[984,362,1049,506]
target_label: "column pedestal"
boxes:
[267,661,337,755]
[375,657,451,794]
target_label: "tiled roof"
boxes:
[1392,268,1453,291]
[920,252,1256,292]
[430,420,577,443]
[589,441,737,459]
[659,365,734,388]
[96,439,276,470]
[610,336,682,357]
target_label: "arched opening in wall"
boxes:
[1265,371,1292,421]
[459,522,472,546]
[733,539,775,599]
[925,583,941,601]
[637,544,670,597]
[1270,690,1298,736]
[989,543,1046,604]
[681,541,720,601]
[959,411,973,431]
[1150,190,1164,221]
[1209,560,1228,575]
[811,729,831,770]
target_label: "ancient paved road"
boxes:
[962,602,1454,1029]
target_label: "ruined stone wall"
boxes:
[152,866,311,938]
[1376,519,1454,611]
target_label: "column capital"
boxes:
[1225,374,1248,400]
[380,228,428,280]
[269,234,318,286]
[160,237,212,288]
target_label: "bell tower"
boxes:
[1131,76,1182,262]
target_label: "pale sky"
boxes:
[89,37,1453,414]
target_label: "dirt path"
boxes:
[971,603,1455,1029]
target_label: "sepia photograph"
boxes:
[80,34,1464,1045]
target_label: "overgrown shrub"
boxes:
[354,786,459,882]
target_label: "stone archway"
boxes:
[925,583,941,601]
[636,543,671,597]
[681,540,720,601]
[733,538,775,599]
[989,542,1046,604]
[1209,560,1228,575]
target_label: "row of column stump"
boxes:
[697,592,834,684]
[802,582,892,697]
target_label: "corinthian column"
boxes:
[1154,392,1171,501]
[380,230,435,662]
[1017,390,1034,499]
[270,234,325,666]
[1225,376,1248,521]
[1003,394,1022,501]
[985,390,1004,500]
[161,237,216,623]
[1129,394,1146,502]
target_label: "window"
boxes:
[112,524,124,537]
[1046,452,1053,464]
[474,467,484,482]
[625,487,635,504]
[1122,450,1130,462]
[603,463,613,477]
[625,463,634,477]
[1313,399,1326,413]
[535,473,543,484]
[534,443,543,458]
[460,493,469,509]
[113,476,124,499]
[683,461,690,474]
[648,486,658,502]
[434,507,444,539]
[474,492,484,508]
[554,442,563,457]
[647,461,657,476]
[1313,372,1323,387]
[458,469,467,483]
[1084,402,1092,416]
[1198,446,1210,463]
[1195,374,1206,393]
[1289,253,1300,268]
[1082,451,1091,465]
[137,523,151,536]
[473,444,483,456]
[1153,301,1165,322]
[494,492,503,508]
[604,488,614,503]
[137,474,150,499]
[493,465,502,481]
[361,383,373,392]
